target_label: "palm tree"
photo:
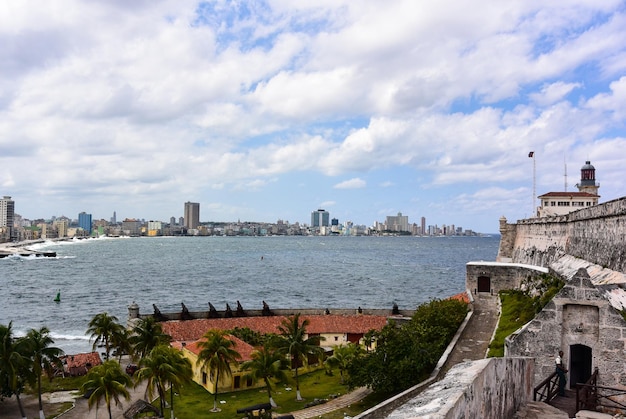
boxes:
[241,345,289,408]
[363,330,376,352]
[80,360,132,419]
[129,316,171,360]
[111,327,132,362]
[0,322,33,419]
[324,343,359,384]
[25,327,64,419]
[196,329,241,412]
[273,314,325,401]
[135,345,192,418]
[86,312,125,360]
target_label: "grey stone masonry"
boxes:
[498,196,626,272]
[506,268,626,396]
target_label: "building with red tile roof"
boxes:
[161,314,388,345]
[60,351,102,377]
[163,314,390,394]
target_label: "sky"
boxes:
[1,1,625,234]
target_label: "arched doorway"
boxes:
[477,276,491,293]
[569,344,592,388]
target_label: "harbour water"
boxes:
[0,235,499,354]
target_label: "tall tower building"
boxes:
[421,217,426,236]
[385,212,409,232]
[184,202,200,229]
[78,212,92,234]
[311,209,330,227]
[576,161,600,196]
[0,196,15,241]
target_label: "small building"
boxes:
[160,314,389,394]
[537,191,599,217]
[172,336,257,394]
[536,161,600,217]
[60,352,102,377]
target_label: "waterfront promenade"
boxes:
[0,239,58,257]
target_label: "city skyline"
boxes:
[1,2,626,234]
[6,200,469,235]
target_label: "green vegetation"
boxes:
[346,298,468,395]
[158,367,350,419]
[273,313,325,401]
[488,273,564,357]
[80,360,132,419]
[3,302,471,418]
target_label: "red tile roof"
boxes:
[538,192,598,198]
[161,314,388,342]
[61,351,102,376]
[449,292,470,304]
[173,335,255,362]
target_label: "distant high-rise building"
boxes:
[111,211,117,224]
[421,217,426,236]
[184,202,200,229]
[0,196,15,241]
[78,212,92,234]
[311,209,329,227]
[178,216,184,226]
[170,216,176,226]
[386,212,409,232]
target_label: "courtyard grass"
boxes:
[160,367,354,418]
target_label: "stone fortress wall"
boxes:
[497,196,626,272]
[400,196,626,418]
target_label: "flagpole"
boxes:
[529,151,535,216]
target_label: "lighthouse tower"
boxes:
[576,161,599,195]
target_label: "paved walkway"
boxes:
[281,387,372,419]
[440,293,499,374]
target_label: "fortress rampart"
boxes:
[497,196,626,272]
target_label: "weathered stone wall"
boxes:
[385,357,534,419]
[505,269,626,391]
[497,197,626,273]
[466,262,549,295]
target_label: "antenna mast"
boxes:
[563,157,567,192]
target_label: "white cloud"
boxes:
[334,178,366,189]
[0,0,625,232]
[529,82,582,106]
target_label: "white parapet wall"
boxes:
[386,357,534,419]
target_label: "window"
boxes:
[202,372,207,385]
[234,376,241,389]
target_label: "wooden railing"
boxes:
[576,369,626,414]
[534,371,559,402]
[576,368,598,411]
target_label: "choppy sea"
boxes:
[0,235,499,354]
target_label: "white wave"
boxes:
[0,253,76,261]
[50,332,90,342]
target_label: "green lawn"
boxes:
[160,368,356,418]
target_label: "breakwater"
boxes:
[0,241,57,258]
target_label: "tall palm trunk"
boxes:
[16,392,27,419]
[38,373,45,419]
[212,370,220,411]
[295,364,303,401]
[265,378,277,407]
